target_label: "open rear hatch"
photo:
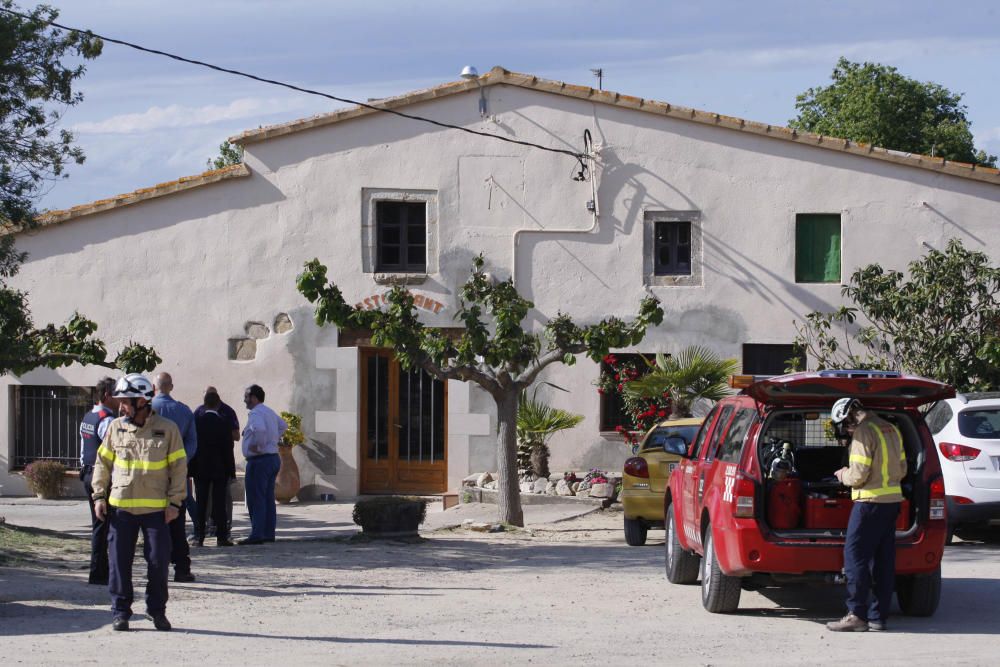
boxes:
[746,370,954,409]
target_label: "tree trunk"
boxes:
[495,391,524,527]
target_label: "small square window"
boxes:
[795,214,841,283]
[644,211,702,287]
[376,201,426,273]
[654,221,692,276]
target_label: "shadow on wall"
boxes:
[285,305,339,500]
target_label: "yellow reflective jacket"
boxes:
[91,413,187,515]
[841,413,907,503]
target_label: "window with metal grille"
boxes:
[11,385,95,469]
[654,220,692,276]
[742,343,804,375]
[795,213,841,283]
[376,200,426,273]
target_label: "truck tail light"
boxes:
[929,477,946,521]
[938,442,981,462]
[733,475,756,518]
[952,496,974,505]
[623,457,649,479]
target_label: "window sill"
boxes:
[373,273,428,285]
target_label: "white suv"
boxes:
[925,393,1000,541]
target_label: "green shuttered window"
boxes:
[795,214,841,283]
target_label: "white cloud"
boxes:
[598,37,1000,73]
[71,97,312,134]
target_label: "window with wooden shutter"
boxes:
[795,213,841,283]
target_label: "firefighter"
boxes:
[92,373,187,632]
[826,397,907,633]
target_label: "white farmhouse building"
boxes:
[3,67,998,498]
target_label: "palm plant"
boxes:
[624,346,739,418]
[516,387,584,479]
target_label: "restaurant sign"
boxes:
[354,291,446,314]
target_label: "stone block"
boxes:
[245,321,270,339]
[228,337,256,361]
[274,312,294,334]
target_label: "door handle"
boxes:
[393,423,403,429]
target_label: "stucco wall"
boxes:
[2,84,998,495]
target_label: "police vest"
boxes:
[80,407,114,466]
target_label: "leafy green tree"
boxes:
[0,2,158,375]
[206,141,244,170]
[790,58,997,167]
[793,238,1000,392]
[624,346,738,418]
[516,386,584,480]
[297,255,663,526]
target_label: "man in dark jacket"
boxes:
[192,391,237,546]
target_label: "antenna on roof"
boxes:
[590,68,603,91]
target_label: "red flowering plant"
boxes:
[594,354,672,448]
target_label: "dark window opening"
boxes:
[599,353,656,431]
[742,344,804,375]
[376,200,426,273]
[653,220,692,276]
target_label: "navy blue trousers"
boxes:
[80,466,109,583]
[844,501,899,622]
[108,509,171,619]
[245,453,280,541]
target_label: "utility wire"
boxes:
[0,7,587,165]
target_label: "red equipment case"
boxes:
[803,497,912,530]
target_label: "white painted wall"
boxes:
[2,84,998,496]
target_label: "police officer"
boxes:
[827,397,908,633]
[78,377,118,585]
[92,373,187,632]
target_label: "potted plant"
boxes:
[516,386,584,480]
[352,496,428,538]
[23,460,67,499]
[276,411,304,503]
[624,346,739,418]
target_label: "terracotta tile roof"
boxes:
[20,163,251,231]
[231,66,1000,187]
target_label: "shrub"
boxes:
[280,411,305,447]
[352,496,428,535]
[23,460,66,498]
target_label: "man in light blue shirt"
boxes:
[239,384,287,545]
[152,372,198,582]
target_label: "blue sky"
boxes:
[35,0,1000,210]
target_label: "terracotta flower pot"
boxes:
[275,445,301,503]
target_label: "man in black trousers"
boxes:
[192,391,237,546]
[78,377,118,585]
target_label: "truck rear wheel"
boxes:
[665,503,700,584]
[624,517,648,546]
[896,567,941,617]
[700,525,741,613]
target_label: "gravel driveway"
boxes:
[2,508,1000,666]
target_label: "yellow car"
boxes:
[622,417,703,546]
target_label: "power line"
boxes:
[0,7,587,165]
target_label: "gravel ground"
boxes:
[2,507,1000,666]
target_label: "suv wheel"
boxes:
[665,502,700,584]
[700,525,741,613]
[896,566,941,616]
[624,517,648,546]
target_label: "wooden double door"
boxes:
[359,349,448,494]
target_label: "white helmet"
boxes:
[113,373,155,399]
[831,397,861,424]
